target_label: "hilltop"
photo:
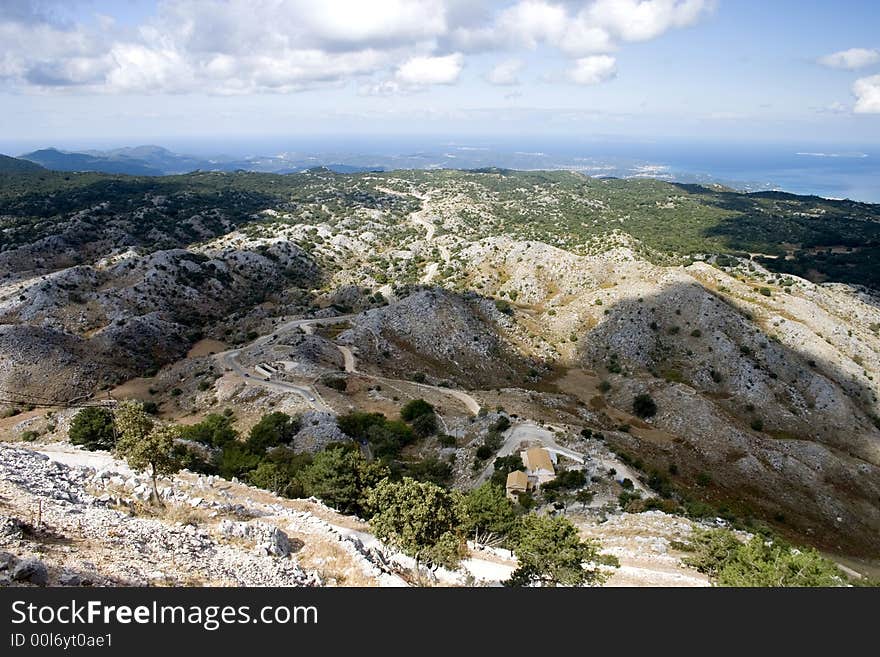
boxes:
[0,154,44,174]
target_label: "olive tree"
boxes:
[366,477,467,570]
[507,514,613,587]
[114,401,182,505]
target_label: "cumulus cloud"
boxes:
[853,74,880,113]
[587,0,714,42]
[819,48,880,70]
[395,53,464,86]
[0,0,715,94]
[486,58,524,85]
[568,55,617,84]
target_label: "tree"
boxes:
[246,412,299,453]
[463,482,517,544]
[69,407,116,451]
[575,490,595,508]
[490,454,527,487]
[400,399,434,421]
[114,401,182,505]
[366,477,468,570]
[179,413,238,447]
[410,412,438,438]
[683,529,844,587]
[299,444,388,515]
[633,393,657,418]
[507,514,611,587]
[247,462,295,497]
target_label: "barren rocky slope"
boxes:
[1,167,878,562]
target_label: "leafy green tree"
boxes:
[113,401,181,505]
[246,412,299,453]
[365,420,415,459]
[337,411,387,438]
[400,399,434,421]
[300,444,388,515]
[507,514,611,587]
[463,482,517,544]
[490,454,527,487]
[179,413,238,447]
[404,456,452,486]
[218,443,262,480]
[684,529,844,587]
[247,462,295,497]
[410,412,438,438]
[69,406,116,451]
[366,477,468,570]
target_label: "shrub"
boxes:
[438,434,457,447]
[463,483,517,542]
[400,399,434,421]
[179,413,238,447]
[492,415,511,432]
[411,412,438,438]
[367,478,468,569]
[633,393,657,418]
[21,430,39,442]
[404,456,453,486]
[69,407,116,451]
[246,412,300,453]
[683,529,844,587]
[300,444,388,515]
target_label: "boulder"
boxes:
[11,558,49,585]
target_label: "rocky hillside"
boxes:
[1,167,878,563]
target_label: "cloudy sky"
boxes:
[2,0,879,149]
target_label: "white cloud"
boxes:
[395,53,464,86]
[568,55,616,84]
[0,0,715,95]
[494,1,567,49]
[587,0,715,42]
[853,74,880,113]
[486,58,523,85]
[819,48,880,71]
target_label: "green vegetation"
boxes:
[69,407,116,451]
[463,482,518,544]
[299,444,388,515]
[366,477,468,569]
[507,514,614,587]
[681,529,844,587]
[245,411,300,453]
[633,393,657,419]
[399,399,438,438]
[113,401,182,505]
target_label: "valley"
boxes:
[1,164,878,586]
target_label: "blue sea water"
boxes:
[5,134,878,203]
[204,135,880,203]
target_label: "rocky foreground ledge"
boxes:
[0,443,417,587]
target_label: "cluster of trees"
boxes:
[367,478,614,585]
[681,528,845,587]
[68,401,614,585]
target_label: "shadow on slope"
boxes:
[578,280,880,556]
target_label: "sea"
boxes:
[188,135,880,203]
[5,135,879,203]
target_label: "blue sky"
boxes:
[1,0,879,151]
